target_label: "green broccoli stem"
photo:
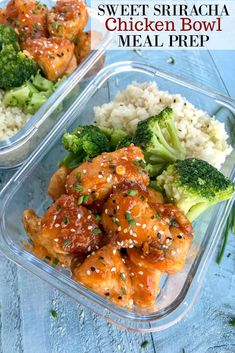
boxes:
[153,125,181,160]
[187,195,234,222]
[167,120,185,158]
[186,202,212,222]
[60,152,84,170]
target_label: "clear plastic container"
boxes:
[0,61,234,332]
[0,0,112,169]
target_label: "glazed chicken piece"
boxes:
[48,165,69,200]
[23,194,103,265]
[47,0,88,41]
[66,146,149,205]
[74,30,105,68]
[128,204,194,274]
[23,37,75,80]
[101,184,170,248]
[0,0,48,39]
[64,54,77,75]
[0,9,8,25]
[126,258,161,307]
[72,244,133,308]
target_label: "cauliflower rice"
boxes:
[0,90,31,142]
[94,82,232,170]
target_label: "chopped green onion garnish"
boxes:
[169,219,179,227]
[125,213,132,221]
[128,189,138,196]
[120,272,126,282]
[112,217,119,225]
[78,195,84,205]
[231,203,235,234]
[53,257,59,267]
[74,184,83,191]
[76,172,81,179]
[50,310,58,318]
[95,214,101,221]
[231,318,235,326]
[140,341,149,349]
[125,212,136,226]
[63,217,69,225]
[62,239,72,247]
[217,211,232,265]
[83,195,89,202]
[92,228,102,234]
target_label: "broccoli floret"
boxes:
[156,158,235,221]
[24,92,47,114]
[32,73,54,93]
[61,125,111,169]
[116,135,133,149]
[133,107,185,176]
[0,44,38,90]
[99,126,128,149]
[0,24,20,51]
[3,83,32,109]
[3,73,54,114]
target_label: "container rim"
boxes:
[0,60,234,331]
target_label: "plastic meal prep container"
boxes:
[0,61,234,332]
[0,0,112,169]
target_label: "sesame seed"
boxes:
[87,215,92,219]
[87,226,93,230]
[105,209,108,214]
[87,246,91,252]
[83,170,87,174]
[136,223,141,226]
[107,175,112,183]
[142,224,147,229]
[153,225,158,232]
[54,223,60,228]
[113,249,117,255]
[111,267,116,272]
[95,269,100,273]
[139,283,144,288]
[117,226,121,231]
[138,271,144,275]
[54,238,59,242]
[86,270,91,275]
[124,228,128,233]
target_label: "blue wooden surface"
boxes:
[0,49,235,353]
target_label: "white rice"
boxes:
[94,82,232,170]
[0,90,31,141]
